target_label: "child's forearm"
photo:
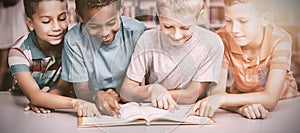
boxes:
[169,89,198,104]
[218,69,285,110]
[49,78,71,96]
[168,82,209,104]
[120,82,152,102]
[30,91,74,109]
[15,72,74,109]
[72,82,105,103]
[222,92,278,110]
[75,87,97,103]
[221,105,241,113]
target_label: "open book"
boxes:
[78,102,215,127]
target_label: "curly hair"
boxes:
[75,0,121,18]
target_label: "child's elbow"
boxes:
[119,89,132,102]
[265,98,279,111]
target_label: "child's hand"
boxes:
[189,94,224,117]
[94,90,121,117]
[237,104,268,119]
[106,88,120,102]
[72,99,101,117]
[24,103,52,114]
[150,84,178,112]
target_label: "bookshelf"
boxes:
[124,0,226,30]
[203,0,225,30]
[67,0,226,30]
[123,0,158,29]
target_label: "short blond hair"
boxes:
[223,0,269,13]
[156,0,203,17]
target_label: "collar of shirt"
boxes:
[28,31,50,59]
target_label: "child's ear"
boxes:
[75,9,84,23]
[261,12,272,27]
[119,0,124,15]
[25,17,34,31]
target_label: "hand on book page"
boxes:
[78,102,215,127]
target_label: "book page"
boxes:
[78,103,215,127]
[139,103,170,121]
[119,102,149,121]
[79,102,147,127]
[140,104,215,125]
[79,115,133,127]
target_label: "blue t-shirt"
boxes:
[62,16,146,91]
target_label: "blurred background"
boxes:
[0,0,299,91]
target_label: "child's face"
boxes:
[28,1,68,46]
[82,5,120,45]
[224,2,265,47]
[159,13,196,46]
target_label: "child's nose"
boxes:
[52,21,62,31]
[98,26,110,37]
[232,22,241,33]
[173,29,183,40]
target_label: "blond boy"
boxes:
[120,0,224,111]
[193,0,299,119]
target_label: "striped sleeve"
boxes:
[8,35,31,75]
[270,31,292,71]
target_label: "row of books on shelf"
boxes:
[123,5,158,28]
[66,0,300,30]
[123,6,225,29]
[66,0,226,29]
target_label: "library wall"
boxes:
[270,0,300,85]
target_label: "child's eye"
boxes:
[40,17,51,24]
[164,25,172,29]
[88,25,100,29]
[107,21,116,27]
[225,19,232,23]
[41,20,51,24]
[240,20,248,24]
[181,27,189,30]
[58,14,67,21]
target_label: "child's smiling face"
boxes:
[82,4,120,45]
[28,1,68,46]
[224,2,267,47]
[159,12,197,46]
